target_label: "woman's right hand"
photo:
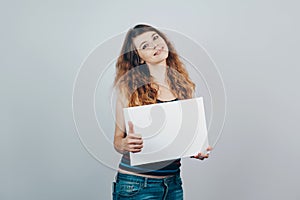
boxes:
[121,121,143,153]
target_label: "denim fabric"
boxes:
[112,172,183,200]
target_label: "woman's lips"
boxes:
[154,47,163,56]
[154,49,162,56]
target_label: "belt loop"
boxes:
[144,177,148,188]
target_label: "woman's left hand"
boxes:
[190,146,213,160]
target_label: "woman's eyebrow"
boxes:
[139,33,157,48]
[139,41,147,48]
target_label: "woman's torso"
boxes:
[118,85,179,178]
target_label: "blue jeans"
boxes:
[112,172,183,200]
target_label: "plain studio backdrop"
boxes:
[1,0,299,199]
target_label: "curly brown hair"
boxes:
[114,24,195,107]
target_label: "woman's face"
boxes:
[133,31,169,65]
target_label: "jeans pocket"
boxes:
[116,181,142,197]
[176,176,183,186]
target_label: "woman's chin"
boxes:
[151,54,168,63]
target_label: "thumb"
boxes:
[128,121,134,134]
[206,146,213,151]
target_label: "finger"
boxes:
[206,146,213,151]
[191,152,201,158]
[128,121,134,134]
[190,153,201,159]
[129,145,143,152]
[127,139,143,145]
[195,152,208,159]
[127,133,142,139]
[190,152,207,159]
[131,149,142,153]
[129,144,143,149]
[194,156,204,160]
[197,154,205,160]
[198,152,209,158]
[192,154,204,160]
[190,155,205,160]
[201,154,209,158]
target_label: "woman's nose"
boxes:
[148,42,158,49]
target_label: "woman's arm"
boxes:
[113,94,143,155]
[113,94,127,154]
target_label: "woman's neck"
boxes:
[147,61,167,84]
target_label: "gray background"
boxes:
[1,0,299,199]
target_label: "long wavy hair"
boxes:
[114,24,195,107]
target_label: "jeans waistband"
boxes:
[116,171,180,184]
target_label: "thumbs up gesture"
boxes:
[122,121,144,153]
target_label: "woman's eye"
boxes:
[153,35,159,40]
[142,44,149,49]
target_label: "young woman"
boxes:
[112,24,211,200]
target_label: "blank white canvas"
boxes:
[123,97,209,166]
